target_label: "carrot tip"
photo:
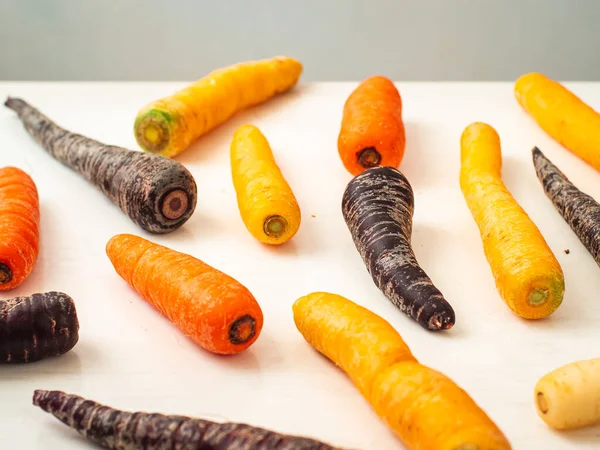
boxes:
[357,147,382,169]
[229,314,257,345]
[160,189,190,220]
[0,263,12,284]
[428,311,455,331]
[4,96,21,112]
[536,391,549,414]
[263,215,288,238]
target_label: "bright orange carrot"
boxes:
[515,72,600,172]
[293,292,512,450]
[337,76,405,176]
[0,167,40,290]
[106,234,263,355]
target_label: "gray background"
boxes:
[1,0,599,82]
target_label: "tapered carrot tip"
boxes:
[0,263,12,284]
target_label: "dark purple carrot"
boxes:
[4,97,197,234]
[533,146,600,266]
[341,166,455,331]
[1,292,79,363]
[33,390,347,450]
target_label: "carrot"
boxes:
[532,146,600,267]
[337,76,405,176]
[1,292,79,363]
[515,72,600,172]
[460,122,565,319]
[134,56,303,158]
[5,97,197,234]
[106,234,263,355]
[293,292,511,450]
[230,124,301,245]
[33,390,346,450]
[342,166,455,331]
[534,357,600,430]
[0,166,39,290]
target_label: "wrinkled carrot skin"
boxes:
[0,167,40,290]
[293,292,511,450]
[515,73,600,172]
[134,57,303,158]
[460,122,565,319]
[337,76,405,176]
[231,125,301,245]
[106,234,263,355]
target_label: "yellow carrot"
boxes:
[293,292,511,450]
[230,124,300,245]
[460,122,565,319]
[515,72,600,172]
[534,357,600,430]
[134,56,303,158]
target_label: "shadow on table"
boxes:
[551,425,600,445]
[0,350,82,381]
[173,85,311,167]
[201,344,262,373]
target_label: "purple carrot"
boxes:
[1,292,79,363]
[33,390,348,450]
[5,97,197,234]
[533,146,600,266]
[341,166,455,331]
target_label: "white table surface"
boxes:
[1,81,600,450]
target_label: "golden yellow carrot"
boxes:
[460,122,564,319]
[293,292,511,450]
[134,56,303,158]
[515,72,600,172]
[230,124,301,245]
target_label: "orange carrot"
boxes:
[337,76,406,176]
[106,234,263,355]
[293,292,512,450]
[0,167,40,290]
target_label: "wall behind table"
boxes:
[1,0,599,81]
